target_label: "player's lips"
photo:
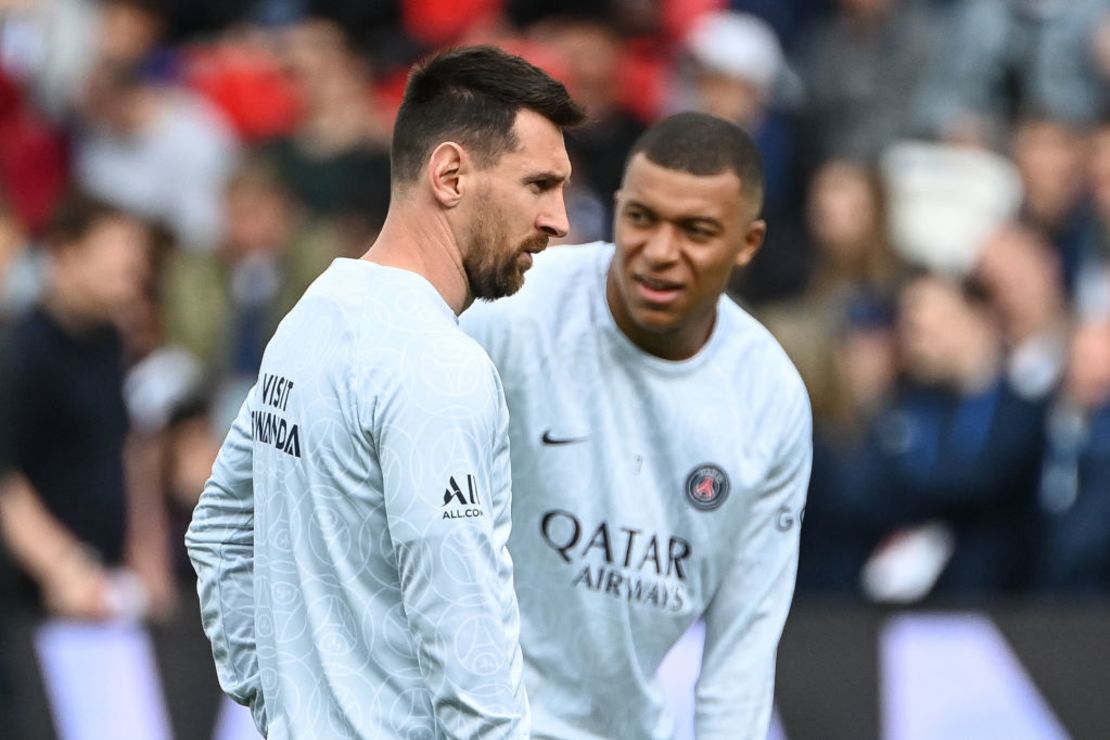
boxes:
[632,273,684,304]
[518,238,549,270]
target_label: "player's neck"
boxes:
[361,203,471,314]
[623,318,715,362]
[605,270,715,361]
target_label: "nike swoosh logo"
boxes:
[542,430,588,446]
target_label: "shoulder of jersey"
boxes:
[500,241,610,309]
[524,239,607,284]
[718,294,808,399]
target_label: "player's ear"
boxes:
[428,142,467,208]
[734,219,766,269]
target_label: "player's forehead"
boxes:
[496,108,573,178]
[619,153,743,221]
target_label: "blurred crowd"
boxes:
[0,0,1109,653]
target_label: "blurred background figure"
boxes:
[160,157,340,427]
[0,194,173,623]
[916,0,1094,147]
[768,160,905,593]
[261,18,391,249]
[975,223,1069,400]
[793,0,939,168]
[75,57,239,251]
[1078,119,1110,319]
[763,159,901,422]
[0,69,67,239]
[159,396,221,582]
[533,16,645,243]
[682,10,785,142]
[846,273,1046,600]
[1036,318,1110,593]
[1009,116,1091,296]
[1035,0,1110,129]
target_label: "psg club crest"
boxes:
[685,464,730,511]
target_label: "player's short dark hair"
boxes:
[390,45,584,188]
[627,112,765,214]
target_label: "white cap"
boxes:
[881,141,1024,276]
[685,11,783,93]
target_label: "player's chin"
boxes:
[630,304,683,333]
[494,266,529,299]
[508,251,538,285]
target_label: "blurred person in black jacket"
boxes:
[836,272,1048,598]
[1037,319,1110,593]
[0,194,162,621]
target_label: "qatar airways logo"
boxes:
[540,510,690,612]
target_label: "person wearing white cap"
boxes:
[684,11,785,132]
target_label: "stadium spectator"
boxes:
[762,160,904,593]
[916,0,1087,146]
[0,70,67,236]
[160,157,340,418]
[1035,0,1110,127]
[975,224,1069,400]
[1010,116,1092,295]
[793,0,939,167]
[848,273,1047,597]
[796,294,897,594]
[1036,318,1110,593]
[1076,119,1110,319]
[680,11,792,210]
[762,159,901,428]
[75,58,239,250]
[182,26,302,144]
[261,19,391,229]
[535,17,646,242]
[0,194,172,620]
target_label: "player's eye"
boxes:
[528,179,555,194]
[625,208,653,226]
[683,222,717,242]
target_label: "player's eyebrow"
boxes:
[624,199,722,229]
[622,198,654,214]
[522,170,571,188]
[680,217,724,232]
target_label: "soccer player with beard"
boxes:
[462,112,812,739]
[186,46,582,739]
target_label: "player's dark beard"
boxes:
[464,219,548,301]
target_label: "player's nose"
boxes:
[642,224,679,264]
[537,195,570,239]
